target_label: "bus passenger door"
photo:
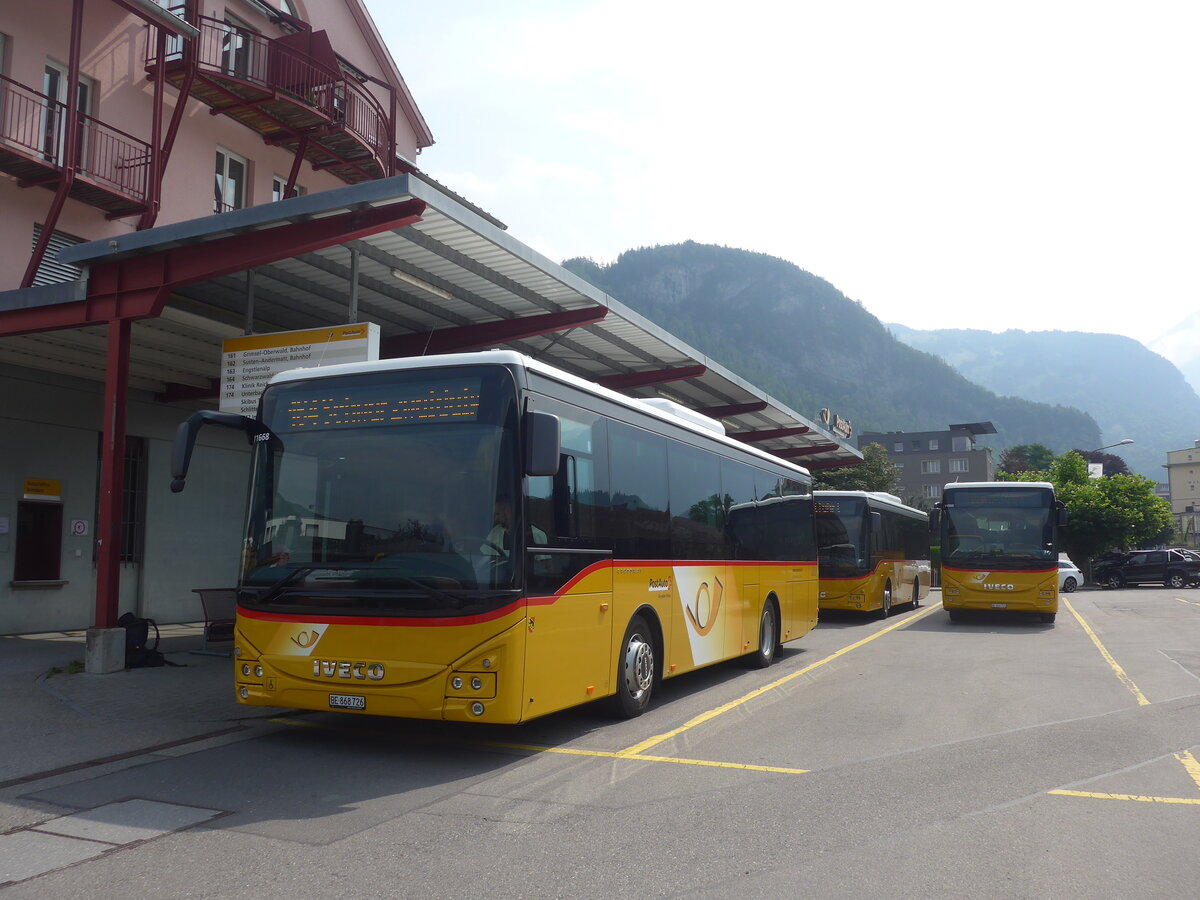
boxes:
[523,550,613,719]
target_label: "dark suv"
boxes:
[1094,549,1200,589]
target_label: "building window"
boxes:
[220,14,260,81]
[911,440,921,450]
[14,499,63,581]
[42,60,94,165]
[952,436,971,452]
[921,460,941,475]
[922,484,942,499]
[893,442,903,452]
[214,147,247,212]
[92,436,147,564]
[30,224,84,285]
[272,175,305,202]
[929,439,939,451]
[949,458,970,473]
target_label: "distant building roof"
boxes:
[948,422,998,435]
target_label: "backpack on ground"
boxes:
[118,612,172,668]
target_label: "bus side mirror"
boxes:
[525,411,560,477]
[1057,504,1068,527]
[171,410,261,493]
[871,511,882,533]
[929,508,941,533]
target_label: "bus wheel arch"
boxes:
[610,610,660,718]
[745,594,780,669]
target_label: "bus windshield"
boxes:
[814,496,869,576]
[240,365,521,616]
[941,487,1055,568]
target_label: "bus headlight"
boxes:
[471,677,483,691]
[242,663,251,677]
[451,676,463,690]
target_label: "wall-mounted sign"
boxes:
[220,323,380,417]
[23,478,62,501]
[818,408,853,440]
[71,519,89,536]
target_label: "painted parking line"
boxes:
[1176,597,1200,609]
[1048,750,1200,806]
[273,604,942,776]
[1061,596,1151,706]
[618,601,945,758]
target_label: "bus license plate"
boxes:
[990,603,1008,609]
[329,694,365,710]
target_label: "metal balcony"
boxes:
[148,15,394,185]
[0,75,151,217]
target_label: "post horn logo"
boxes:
[685,577,723,637]
[291,629,321,649]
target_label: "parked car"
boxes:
[1093,548,1200,589]
[1058,559,1083,593]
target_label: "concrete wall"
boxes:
[0,364,251,634]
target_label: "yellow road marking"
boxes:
[1176,597,1200,608]
[1174,750,1200,791]
[270,716,809,774]
[1049,789,1200,805]
[474,741,809,774]
[618,601,944,757]
[1061,596,1151,706]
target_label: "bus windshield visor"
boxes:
[941,488,1055,566]
[240,365,522,616]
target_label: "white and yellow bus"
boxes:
[933,481,1066,624]
[814,491,931,618]
[172,350,820,723]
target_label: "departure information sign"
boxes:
[220,324,380,416]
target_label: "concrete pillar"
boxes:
[85,627,126,674]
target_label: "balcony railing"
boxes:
[0,74,151,211]
[149,15,392,181]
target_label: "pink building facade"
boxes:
[0,0,432,289]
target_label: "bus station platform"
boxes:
[0,626,269,817]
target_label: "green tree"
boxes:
[1001,450,1173,559]
[998,443,1056,476]
[813,443,901,494]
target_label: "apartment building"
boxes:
[858,423,997,505]
[1164,439,1200,548]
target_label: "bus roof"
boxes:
[266,349,813,480]
[943,481,1054,491]
[814,490,927,517]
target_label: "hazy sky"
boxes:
[366,1,1200,347]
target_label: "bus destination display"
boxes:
[280,381,483,430]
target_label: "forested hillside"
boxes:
[563,243,1101,454]
[889,325,1200,479]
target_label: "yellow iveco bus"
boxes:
[171,350,819,723]
[814,491,931,618]
[932,481,1067,624]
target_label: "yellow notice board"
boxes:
[220,323,380,416]
[23,478,62,500]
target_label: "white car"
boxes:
[1058,559,1083,593]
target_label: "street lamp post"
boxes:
[1090,439,1134,453]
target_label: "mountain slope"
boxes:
[1149,311,1200,396]
[889,325,1200,479]
[564,242,1101,455]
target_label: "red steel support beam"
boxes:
[381,306,608,358]
[596,364,707,391]
[0,198,426,337]
[693,401,768,418]
[727,425,813,443]
[774,443,841,459]
[95,317,132,629]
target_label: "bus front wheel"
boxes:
[877,582,892,620]
[745,599,779,669]
[611,614,655,718]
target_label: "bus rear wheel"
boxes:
[745,600,778,669]
[611,614,655,718]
